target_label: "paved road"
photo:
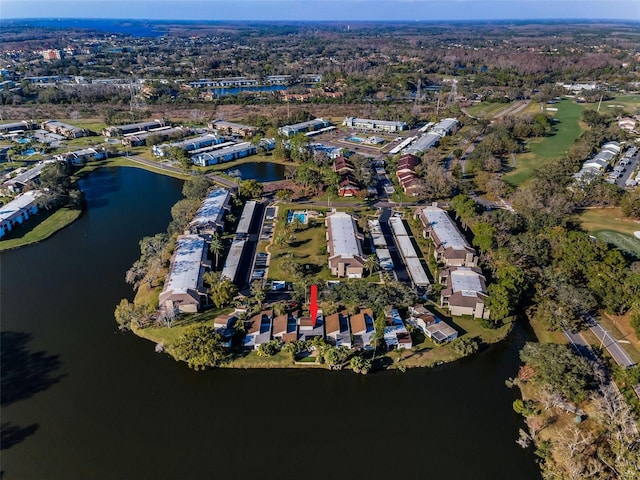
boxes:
[492,100,531,120]
[128,154,182,174]
[614,149,638,188]
[378,208,410,284]
[127,154,238,190]
[589,322,636,368]
[563,328,598,362]
[236,202,265,292]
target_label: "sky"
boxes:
[2,0,640,21]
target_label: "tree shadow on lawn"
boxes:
[289,239,310,248]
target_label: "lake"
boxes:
[209,85,287,96]
[0,166,540,479]
[225,161,286,182]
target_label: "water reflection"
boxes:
[1,331,64,407]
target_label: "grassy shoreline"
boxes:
[130,305,515,371]
[0,205,83,252]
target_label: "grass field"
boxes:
[266,208,331,281]
[595,231,640,257]
[504,99,585,186]
[577,207,640,257]
[465,101,514,118]
[0,205,83,251]
[600,95,640,114]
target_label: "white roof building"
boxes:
[404,132,440,155]
[430,118,458,137]
[1,160,56,193]
[0,190,42,238]
[221,238,247,284]
[418,206,477,267]
[188,188,231,236]
[342,117,407,132]
[159,235,210,314]
[326,211,365,278]
[278,118,330,137]
[439,266,489,319]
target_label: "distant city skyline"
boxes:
[2,0,640,21]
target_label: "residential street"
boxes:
[589,322,636,368]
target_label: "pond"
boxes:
[224,161,286,182]
[208,85,287,96]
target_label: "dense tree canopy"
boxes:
[519,342,594,403]
[172,325,226,370]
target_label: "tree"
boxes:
[125,259,147,290]
[169,198,200,233]
[450,194,479,227]
[519,342,594,403]
[275,189,293,202]
[250,280,267,309]
[288,132,310,162]
[452,337,480,356]
[38,161,73,209]
[168,146,192,174]
[257,339,282,357]
[620,189,640,218]
[207,272,238,308]
[239,179,264,199]
[172,325,226,370]
[208,233,223,268]
[324,346,348,370]
[350,355,372,374]
[182,175,211,200]
[290,216,303,232]
[139,233,168,263]
[113,298,147,331]
[364,254,380,278]
[471,221,496,253]
[282,340,305,361]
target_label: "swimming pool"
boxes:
[23,149,37,156]
[287,210,308,224]
[347,136,364,143]
[15,138,30,144]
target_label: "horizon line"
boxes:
[3,17,639,23]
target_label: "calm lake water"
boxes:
[225,161,286,182]
[209,85,287,96]
[0,166,540,479]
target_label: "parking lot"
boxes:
[609,147,639,188]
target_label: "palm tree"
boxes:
[364,254,380,278]
[251,280,267,309]
[209,233,224,268]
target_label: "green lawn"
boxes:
[132,307,234,347]
[267,209,331,281]
[601,95,640,115]
[389,308,514,369]
[0,206,83,251]
[74,157,191,181]
[465,101,514,118]
[594,231,640,258]
[504,99,585,186]
[578,207,640,257]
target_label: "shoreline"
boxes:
[132,314,515,371]
[0,204,83,252]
